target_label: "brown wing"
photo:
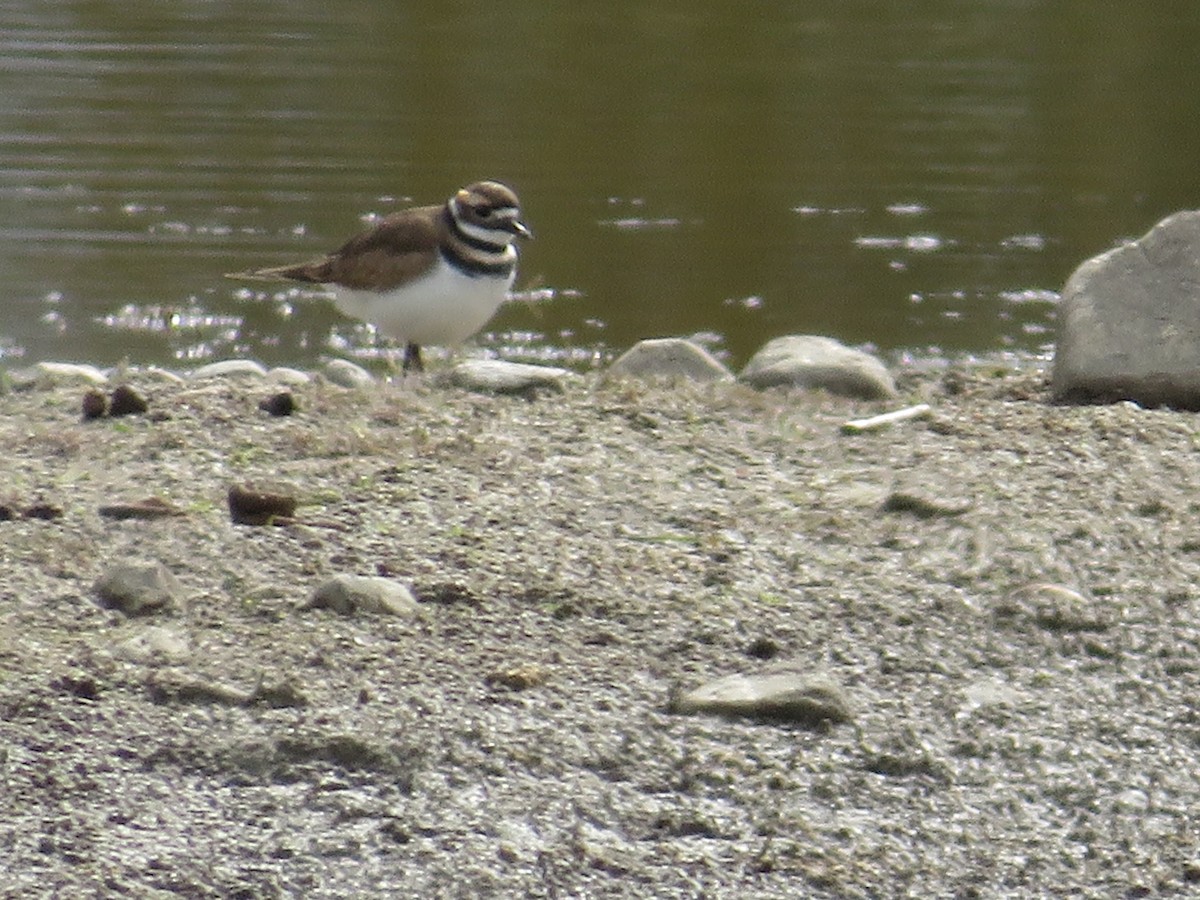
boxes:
[229,203,445,290]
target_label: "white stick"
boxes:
[840,403,932,434]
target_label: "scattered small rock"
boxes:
[672,667,852,726]
[191,359,269,380]
[266,366,311,386]
[227,484,298,525]
[304,574,419,616]
[98,497,185,520]
[258,391,297,417]
[414,581,482,607]
[273,732,397,772]
[248,680,309,709]
[607,338,734,382]
[961,677,1025,711]
[745,637,781,660]
[881,490,971,519]
[322,358,375,388]
[94,561,183,616]
[114,626,191,664]
[146,674,252,706]
[108,384,149,417]
[146,673,307,708]
[51,673,102,701]
[446,359,573,396]
[22,502,64,521]
[485,663,549,691]
[858,728,950,780]
[81,389,109,419]
[739,335,897,400]
[996,583,1112,633]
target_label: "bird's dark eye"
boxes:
[474,205,491,217]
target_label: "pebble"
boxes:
[858,728,950,780]
[739,335,897,400]
[322,358,375,388]
[258,391,297,417]
[114,626,191,663]
[304,574,420,616]
[607,338,733,382]
[97,497,186,520]
[996,583,1112,633]
[227,484,297,525]
[447,359,574,396]
[108,384,149,417]
[881,489,971,519]
[484,663,550,691]
[961,677,1026,711]
[672,667,852,726]
[94,562,183,616]
[266,366,312,386]
[35,361,110,386]
[81,389,109,419]
[190,359,269,380]
[145,673,308,708]
[21,502,64,521]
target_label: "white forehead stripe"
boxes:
[456,218,517,246]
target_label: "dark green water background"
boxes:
[3,2,1200,369]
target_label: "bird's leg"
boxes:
[402,341,425,375]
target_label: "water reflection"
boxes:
[2,2,1200,368]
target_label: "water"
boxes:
[3,1,1200,370]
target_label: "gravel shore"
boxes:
[2,357,1199,898]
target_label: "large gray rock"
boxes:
[94,562,184,616]
[739,335,896,399]
[607,338,733,382]
[1053,210,1200,408]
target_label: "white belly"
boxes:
[330,257,513,346]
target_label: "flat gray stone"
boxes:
[322,358,375,388]
[94,562,183,616]
[266,366,312,386]
[190,359,269,380]
[114,626,191,663]
[673,667,852,726]
[305,574,419,616]
[608,338,733,382]
[34,362,110,386]
[1053,210,1200,408]
[447,359,573,395]
[739,335,896,399]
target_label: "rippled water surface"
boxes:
[3,2,1200,368]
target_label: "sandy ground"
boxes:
[2,358,1200,898]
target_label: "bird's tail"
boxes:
[224,262,323,283]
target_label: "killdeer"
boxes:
[229,180,532,372]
